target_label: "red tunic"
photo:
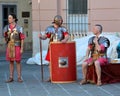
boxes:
[85,44,108,65]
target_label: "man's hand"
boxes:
[61,34,69,43]
[38,34,42,38]
[61,39,67,43]
[93,37,98,44]
[38,34,47,40]
[93,37,101,51]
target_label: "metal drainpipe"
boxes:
[57,0,61,15]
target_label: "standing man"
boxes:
[3,14,25,83]
[39,15,69,81]
[80,24,110,86]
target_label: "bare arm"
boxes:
[95,42,101,51]
[20,39,24,54]
[85,47,90,59]
[94,37,101,51]
[61,34,70,43]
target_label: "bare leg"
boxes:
[94,61,102,86]
[16,61,23,82]
[9,61,14,78]
[80,62,88,85]
[6,61,14,83]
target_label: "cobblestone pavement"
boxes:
[0,52,120,96]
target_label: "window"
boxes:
[68,0,87,14]
[2,5,17,27]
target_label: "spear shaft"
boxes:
[38,0,44,81]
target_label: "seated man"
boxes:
[80,24,110,86]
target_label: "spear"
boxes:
[38,0,44,81]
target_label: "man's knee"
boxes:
[94,60,100,65]
[82,62,88,68]
[10,61,14,64]
[16,61,20,64]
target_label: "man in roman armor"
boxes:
[80,24,110,86]
[39,15,69,81]
[3,14,25,83]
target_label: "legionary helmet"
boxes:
[52,15,63,26]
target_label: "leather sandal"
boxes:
[44,78,51,82]
[17,78,23,83]
[80,79,87,85]
[97,81,102,86]
[5,78,14,83]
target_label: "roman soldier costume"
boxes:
[85,35,110,65]
[45,15,69,61]
[3,24,25,61]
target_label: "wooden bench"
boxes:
[86,64,120,84]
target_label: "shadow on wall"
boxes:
[24,42,32,51]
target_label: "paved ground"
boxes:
[0,51,120,96]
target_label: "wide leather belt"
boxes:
[15,41,21,46]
